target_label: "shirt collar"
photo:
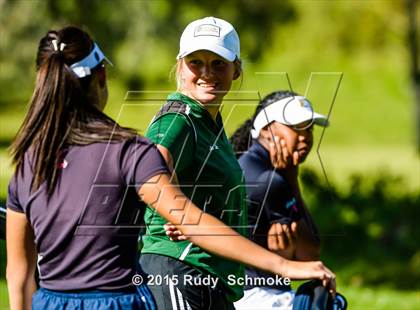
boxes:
[167,92,206,113]
[168,92,224,130]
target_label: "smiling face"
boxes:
[177,50,239,105]
[264,121,314,163]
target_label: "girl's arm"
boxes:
[139,173,336,293]
[155,144,178,183]
[6,209,37,310]
[287,178,321,261]
[268,138,321,260]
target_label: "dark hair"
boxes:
[10,26,136,195]
[229,90,298,156]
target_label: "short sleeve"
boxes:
[252,171,301,224]
[146,113,194,172]
[120,136,170,192]
[6,175,24,213]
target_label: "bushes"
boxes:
[301,168,420,289]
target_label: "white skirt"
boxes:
[234,287,295,310]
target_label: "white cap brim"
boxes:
[176,41,237,62]
[283,110,329,127]
[251,96,329,139]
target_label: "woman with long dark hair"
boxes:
[6,26,335,310]
[6,26,159,310]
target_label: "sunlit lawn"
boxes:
[338,285,419,309]
[0,279,8,310]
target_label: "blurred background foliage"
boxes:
[0,0,419,308]
[0,0,296,102]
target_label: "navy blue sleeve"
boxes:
[251,171,301,224]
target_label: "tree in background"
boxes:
[406,0,419,152]
[0,0,295,103]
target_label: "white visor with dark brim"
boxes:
[70,43,112,78]
[251,96,329,139]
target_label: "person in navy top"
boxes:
[230,90,329,309]
[6,28,336,310]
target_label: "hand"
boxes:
[278,259,336,297]
[267,222,298,259]
[164,222,188,241]
[268,137,299,170]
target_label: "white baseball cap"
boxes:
[176,17,240,62]
[251,96,329,139]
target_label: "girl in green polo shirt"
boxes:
[140,17,336,310]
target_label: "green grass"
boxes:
[0,102,26,143]
[289,279,419,309]
[0,150,12,201]
[335,285,419,309]
[302,144,420,193]
[1,239,7,310]
[0,279,8,310]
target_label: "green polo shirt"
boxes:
[142,92,247,301]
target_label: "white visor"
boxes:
[251,96,329,139]
[70,43,112,78]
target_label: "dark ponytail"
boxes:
[229,119,253,157]
[10,26,136,195]
[229,90,298,156]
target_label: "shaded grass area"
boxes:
[0,279,8,310]
[1,239,8,309]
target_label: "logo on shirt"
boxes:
[209,144,219,151]
[58,160,68,169]
[285,197,298,212]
